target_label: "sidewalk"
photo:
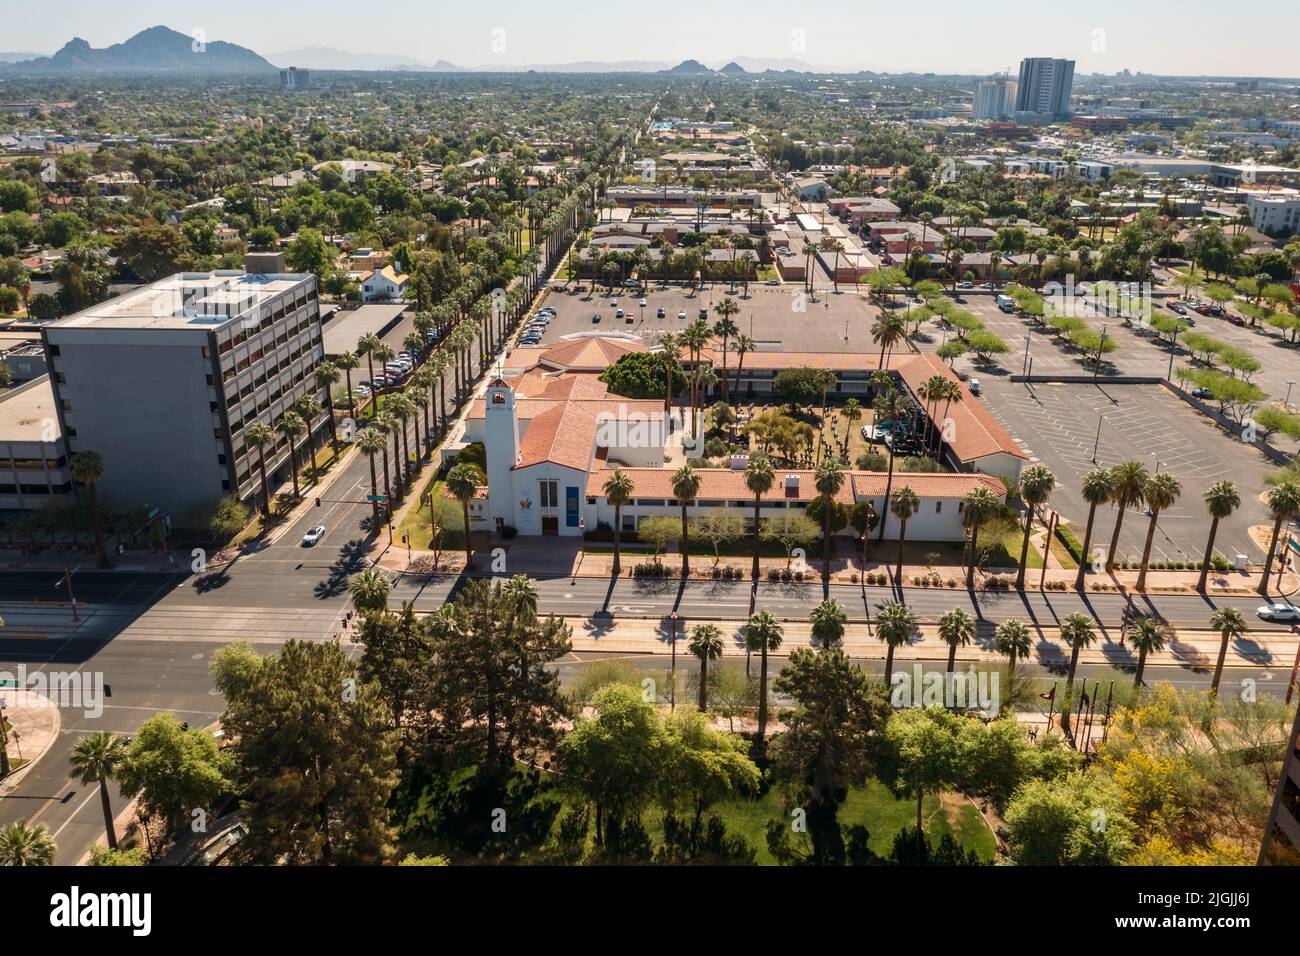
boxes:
[373,535,1299,598]
[561,615,1299,673]
[0,689,61,793]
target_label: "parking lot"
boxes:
[529,283,881,352]
[979,378,1271,563]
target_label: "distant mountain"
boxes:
[0,51,49,64]
[268,47,466,71]
[719,62,746,76]
[8,26,275,73]
[664,59,717,76]
[725,56,817,73]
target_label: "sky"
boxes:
[4,0,1298,77]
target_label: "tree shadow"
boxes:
[313,538,370,600]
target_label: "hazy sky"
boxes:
[6,0,1298,76]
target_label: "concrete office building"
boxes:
[1014,58,1075,120]
[972,77,1017,120]
[1259,698,1300,864]
[0,376,73,511]
[41,256,328,522]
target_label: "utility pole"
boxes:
[669,612,679,712]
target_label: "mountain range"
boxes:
[4,25,275,73]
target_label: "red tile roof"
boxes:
[586,467,1002,502]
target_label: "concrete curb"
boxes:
[0,690,61,794]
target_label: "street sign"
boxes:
[366,495,388,502]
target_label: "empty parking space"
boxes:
[980,379,1271,563]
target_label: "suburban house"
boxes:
[360,264,409,303]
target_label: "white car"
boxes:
[302,525,326,547]
[677,310,686,320]
[1257,603,1300,622]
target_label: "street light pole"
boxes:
[1287,380,1296,408]
[1091,412,1102,464]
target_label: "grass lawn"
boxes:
[643,778,997,865]
[395,476,491,553]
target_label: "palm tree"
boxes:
[1135,472,1181,591]
[814,458,846,580]
[1208,606,1247,697]
[1059,613,1095,712]
[1105,460,1149,571]
[503,574,540,615]
[276,411,307,500]
[349,567,391,613]
[1015,465,1055,590]
[244,421,276,518]
[875,601,915,685]
[68,731,130,850]
[357,428,387,527]
[874,387,908,542]
[962,487,1000,588]
[357,332,382,417]
[938,607,975,675]
[688,623,724,712]
[732,333,754,400]
[994,619,1033,683]
[604,469,634,576]
[659,332,681,414]
[0,822,55,866]
[889,485,919,585]
[745,454,774,581]
[335,351,361,415]
[1259,482,1300,595]
[313,361,340,445]
[810,598,848,650]
[1129,615,1166,689]
[387,393,416,491]
[671,464,701,577]
[870,314,907,369]
[1197,481,1240,593]
[447,463,481,569]
[712,301,740,405]
[1075,468,1114,590]
[294,395,324,483]
[71,450,110,568]
[743,609,784,740]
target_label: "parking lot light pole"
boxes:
[1286,381,1296,408]
[1091,413,1102,464]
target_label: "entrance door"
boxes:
[541,516,559,535]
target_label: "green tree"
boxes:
[815,459,846,580]
[349,567,391,613]
[1259,482,1300,595]
[224,641,399,864]
[446,463,482,569]
[1105,461,1148,571]
[209,639,263,703]
[993,619,1033,683]
[1004,772,1134,865]
[1128,616,1166,689]
[116,712,231,848]
[880,707,968,852]
[1059,614,1096,717]
[244,421,276,518]
[745,454,775,581]
[285,227,334,277]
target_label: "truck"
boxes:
[995,293,1015,313]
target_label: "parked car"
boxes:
[639,298,647,308]
[1257,603,1300,622]
[615,309,625,318]
[968,378,982,395]
[302,525,326,547]
[957,281,973,290]
[592,313,601,323]
[699,308,708,319]
[1167,302,1187,315]
[656,306,666,318]
[1190,386,1212,398]
[678,310,687,320]
[765,279,781,286]
[1224,313,1245,326]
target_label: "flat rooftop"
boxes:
[50,271,311,332]
[321,303,408,357]
[0,376,60,442]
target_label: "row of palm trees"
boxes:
[681,597,1249,745]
